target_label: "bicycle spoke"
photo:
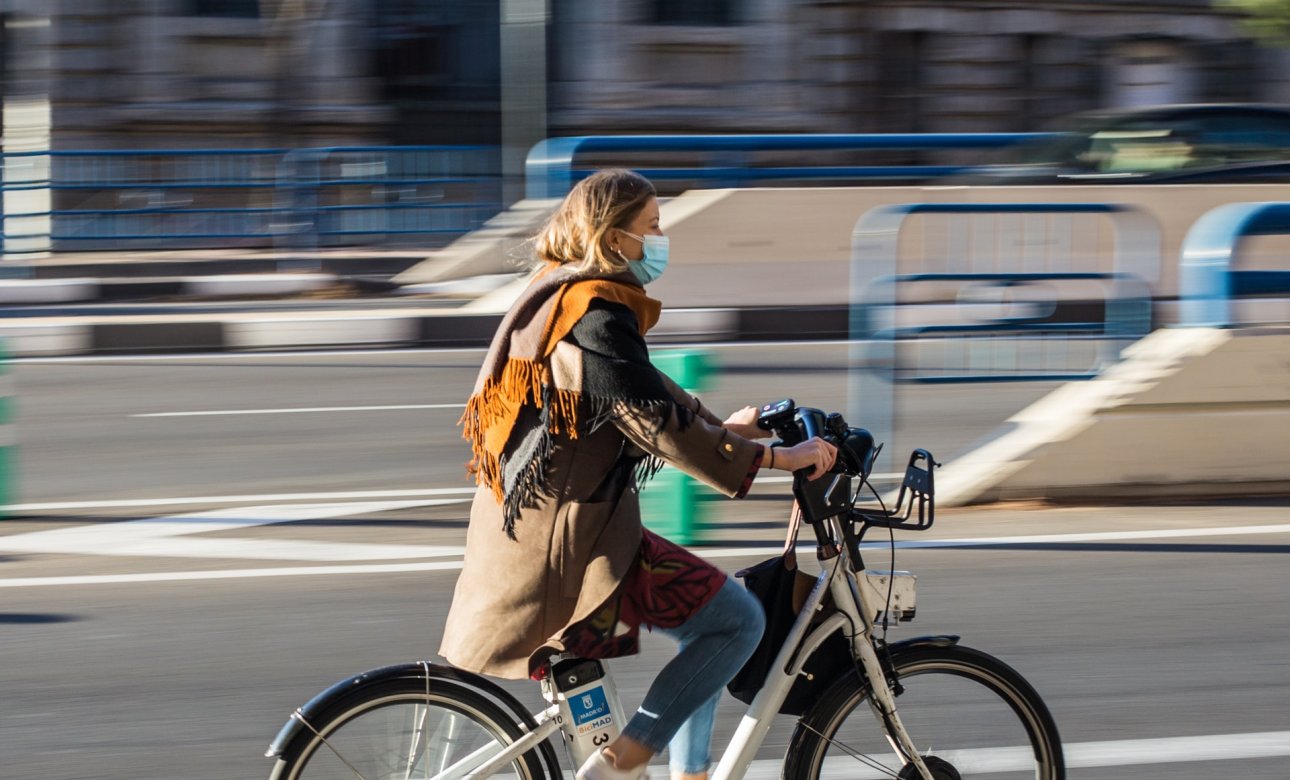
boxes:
[293,711,372,780]
[421,708,465,779]
[403,702,437,780]
[799,721,900,778]
[787,646,1063,780]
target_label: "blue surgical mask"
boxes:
[618,231,669,285]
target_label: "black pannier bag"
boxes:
[726,506,853,716]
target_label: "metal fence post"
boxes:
[0,338,13,516]
[275,148,324,270]
[640,350,713,545]
[1179,201,1290,328]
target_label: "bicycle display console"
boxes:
[757,398,939,533]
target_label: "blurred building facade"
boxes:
[548,0,1287,135]
[3,0,1288,150]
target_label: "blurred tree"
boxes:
[1215,0,1290,46]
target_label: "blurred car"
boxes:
[957,103,1290,184]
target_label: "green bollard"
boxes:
[641,349,712,545]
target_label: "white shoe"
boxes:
[575,749,649,780]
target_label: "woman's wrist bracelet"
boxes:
[769,446,777,470]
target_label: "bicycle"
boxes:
[265,399,1065,780]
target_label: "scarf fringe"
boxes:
[585,397,694,436]
[499,424,557,539]
[463,363,697,533]
[633,454,667,492]
[461,358,583,497]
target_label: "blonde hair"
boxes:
[532,169,656,274]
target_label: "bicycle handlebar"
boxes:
[757,398,939,535]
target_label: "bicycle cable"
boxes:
[856,475,899,643]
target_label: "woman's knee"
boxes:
[724,579,766,653]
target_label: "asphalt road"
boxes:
[8,344,1055,505]
[2,346,1288,779]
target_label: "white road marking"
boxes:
[7,487,477,512]
[695,522,1290,559]
[4,474,899,512]
[894,523,1290,548]
[0,560,468,587]
[0,499,469,562]
[737,730,1290,778]
[2,517,1288,587]
[133,403,464,418]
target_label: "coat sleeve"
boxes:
[565,299,761,498]
[655,370,725,428]
[612,396,761,498]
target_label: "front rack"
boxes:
[858,448,938,532]
[792,447,939,534]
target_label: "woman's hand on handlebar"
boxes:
[722,405,764,439]
[765,437,837,480]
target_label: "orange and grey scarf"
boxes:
[461,263,671,536]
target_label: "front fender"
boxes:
[886,634,960,656]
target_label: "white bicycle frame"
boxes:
[436,515,936,780]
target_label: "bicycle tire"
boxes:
[271,676,553,780]
[784,643,1065,780]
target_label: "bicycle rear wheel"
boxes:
[784,643,1064,780]
[272,676,550,780]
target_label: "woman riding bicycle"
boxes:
[441,169,836,780]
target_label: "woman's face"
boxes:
[611,196,662,262]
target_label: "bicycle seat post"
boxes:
[541,657,628,767]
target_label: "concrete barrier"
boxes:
[411,183,1290,316]
[936,326,1290,505]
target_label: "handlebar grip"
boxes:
[797,408,826,443]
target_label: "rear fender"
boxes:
[266,660,560,779]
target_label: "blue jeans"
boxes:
[620,577,766,774]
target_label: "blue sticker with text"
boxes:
[569,686,609,727]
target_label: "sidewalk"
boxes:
[8,247,433,279]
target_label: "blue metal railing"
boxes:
[0,146,502,253]
[1179,201,1290,327]
[525,133,1059,199]
[848,202,1159,471]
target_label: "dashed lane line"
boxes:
[736,730,1290,778]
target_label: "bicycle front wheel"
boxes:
[785,643,1064,780]
[272,676,550,780]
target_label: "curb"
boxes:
[16,255,428,281]
[0,274,347,304]
[0,305,852,357]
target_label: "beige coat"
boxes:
[440,372,760,679]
